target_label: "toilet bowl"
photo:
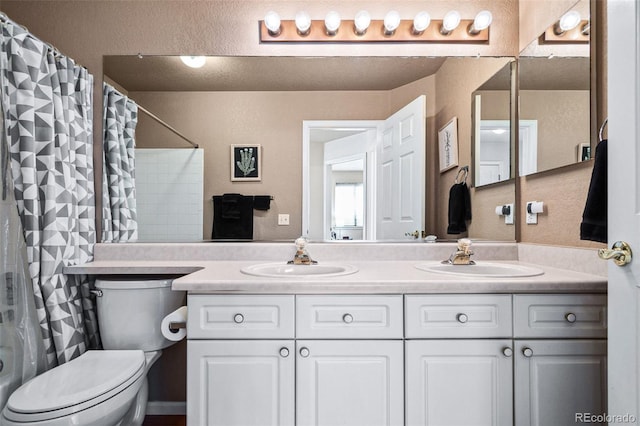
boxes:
[1,278,184,426]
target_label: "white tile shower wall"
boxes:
[135,149,204,242]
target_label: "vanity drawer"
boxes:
[296,295,403,339]
[514,294,607,338]
[405,295,512,338]
[187,295,295,339]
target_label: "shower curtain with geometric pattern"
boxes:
[102,83,138,243]
[0,20,100,368]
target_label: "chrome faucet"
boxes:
[443,238,475,265]
[288,237,317,265]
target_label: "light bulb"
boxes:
[295,11,311,35]
[354,10,371,35]
[412,11,431,34]
[324,11,341,35]
[469,10,492,34]
[556,10,581,34]
[180,56,206,68]
[441,10,461,35]
[264,11,281,35]
[383,10,401,35]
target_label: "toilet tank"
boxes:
[94,278,185,351]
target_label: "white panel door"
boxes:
[607,0,640,422]
[514,340,607,426]
[187,340,295,426]
[376,96,426,239]
[296,340,404,426]
[405,339,513,426]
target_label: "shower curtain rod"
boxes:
[136,104,199,149]
[0,13,88,70]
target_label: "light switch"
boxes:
[278,214,290,225]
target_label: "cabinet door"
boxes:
[187,340,294,426]
[405,339,514,426]
[514,339,607,426]
[296,340,404,426]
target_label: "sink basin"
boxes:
[240,262,358,278]
[415,261,544,278]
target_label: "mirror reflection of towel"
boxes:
[212,194,253,239]
[253,195,271,211]
[580,140,607,243]
[447,182,472,234]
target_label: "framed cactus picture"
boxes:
[231,144,261,181]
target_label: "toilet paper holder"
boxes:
[169,321,186,332]
[526,201,544,224]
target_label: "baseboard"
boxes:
[146,401,186,416]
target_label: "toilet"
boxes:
[1,278,184,426]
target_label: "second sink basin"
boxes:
[241,262,358,278]
[415,261,545,278]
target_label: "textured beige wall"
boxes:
[519,161,603,248]
[470,183,517,241]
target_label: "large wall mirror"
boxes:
[517,0,591,177]
[104,55,514,243]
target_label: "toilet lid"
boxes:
[6,350,145,419]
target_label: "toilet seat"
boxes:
[3,350,145,423]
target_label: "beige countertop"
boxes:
[65,259,606,294]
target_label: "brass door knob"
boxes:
[598,241,632,266]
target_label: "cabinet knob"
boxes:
[522,347,533,357]
[233,313,245,324]
[456,313,468,323]
[279,347,290,358]
[502,347,513,357]
[299,347,310,358]
[565,312,577,323]
[342,313,354,324]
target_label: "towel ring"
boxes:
[599,117,608,143]
[455,166,469,184]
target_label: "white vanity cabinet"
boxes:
[296,339,404,426]
[187,294,403,426]
[513,294,608,426]
[186,295,296,426]
[186,292,606,426]
[295,295,404,426]
[405,295,514,426]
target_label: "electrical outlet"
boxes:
[526,203,538,224]
[504,203,514,225]
[278,214,290,225]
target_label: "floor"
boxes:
[142,415,186,426]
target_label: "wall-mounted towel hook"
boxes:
[455,166,469,184]
[599,117,608,143]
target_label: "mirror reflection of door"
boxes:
[304,123,377,241]
[328,158,365,240]
[303,96,426,241]
[477,120,510,186]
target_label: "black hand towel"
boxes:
[253,195,272,211]
[212,194,254,239]
[580,140,607,243]
[221,193,242,219]
[447,182,472,234]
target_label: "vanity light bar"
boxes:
[259,14,490,43]
[541,19,590,44]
